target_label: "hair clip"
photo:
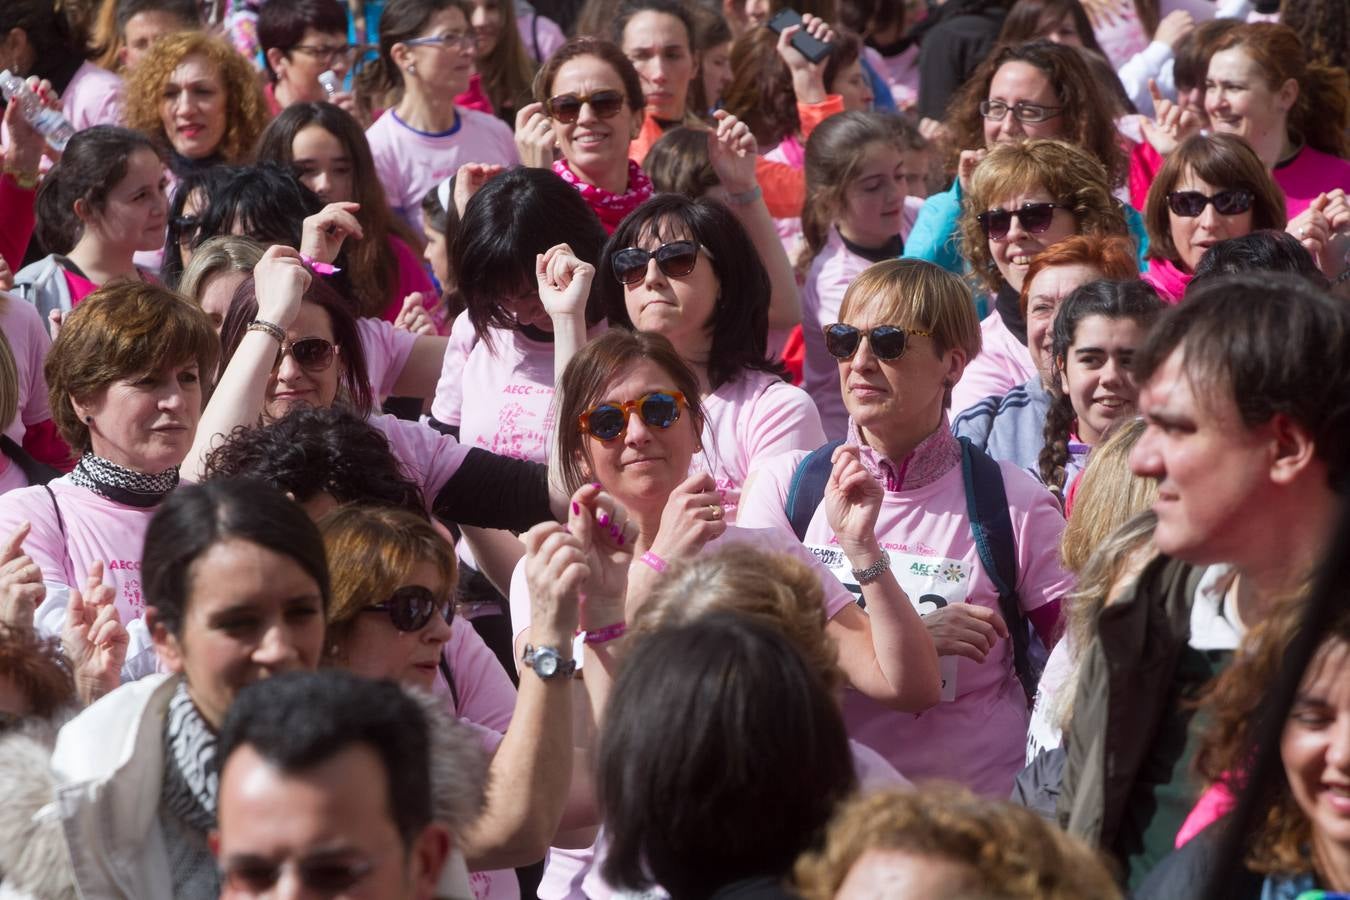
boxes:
[299,253,342,275]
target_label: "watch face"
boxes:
[535,650,559,677]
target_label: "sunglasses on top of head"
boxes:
[545,89,626,123]
[363,585,452,632]
[1165,189,1254,218]
[272,337,338,373]
[823,323,933,361]
[577,391,687,442]
[611,241,712,285]
[976,202,1070,241]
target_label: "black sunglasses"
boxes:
[577,391,687,442]
[611,240,709,286]
[823,323,933,361]
[364,585,452,632]
[546,89,626,123]
[272,337,337,373]
[221,856,374,894]
[1166,189,1254,218]
[976,202,1069,241]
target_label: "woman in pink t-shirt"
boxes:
[256,102,441,326]
[0,280,218,680]
[12,127,168,327]
[1140,134,1293,301]
[595,194,826,521]
[738,259,1072,797]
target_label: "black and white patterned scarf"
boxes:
[160,680,219,834]
[68,453,179,508]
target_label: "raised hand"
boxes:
[62,561,129,704]
[776,13,835,104]
[922,602,1010,663]
[535,243,596,321]
[1289,190,1350,275]
[823,444,883,560]
[394,291,437,335]
[299,201,363,264]
[522,521,588,648]
[252,244,312,329]
[957,148,988,196]
[3,76,60,172]
[570,483,633,629]
[0,523,45,628]
[709,110,759,195]
[650,472,727,562]
[1140,79,1203,156]
[1153,9,1195,49]
[452,162,507,217]
[514,102,556,170]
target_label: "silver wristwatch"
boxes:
[851,554,892,586]
[522,644,577,680]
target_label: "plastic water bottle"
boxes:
[318,69,341,97]
[0,70,76,152]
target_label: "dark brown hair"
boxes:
[1142,133,1287,269]
[533,36,646,117]
[997,0,1105,57]
[554,330,705,494]
[1172,18,1242,91]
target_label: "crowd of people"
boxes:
[0,0,1347,896]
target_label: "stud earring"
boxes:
[406,63,416,75]
[84,415,93,424]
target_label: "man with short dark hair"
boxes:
[258,0,357,117]
[211,671,453,899]
[1058,273,1349,887]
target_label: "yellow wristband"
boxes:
[3,166,39,191]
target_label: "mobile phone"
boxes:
[767,8,833,65]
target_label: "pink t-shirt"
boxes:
[872,44,920,111]
[1,296,54,446]
[801,215,923,440]
[63,61,124,131]
[517,11,566,64]
[356,317,418,400]
[369,413,472,512]
[383,235,439,324]
[0,477,158,675]
[433,313,608,464]
[1274,145,1350,219]
[695,369,826,523]
[0,458,27,495]
[62,268,100,306]
[365,107,519,232]
[949,311,1036,419]
[737,437,1072,797]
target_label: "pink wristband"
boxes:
[299,253,342,275]
[583,621,627,645]
[640,550,667,573]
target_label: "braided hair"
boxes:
[1038,280,1164,495]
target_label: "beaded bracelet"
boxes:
[583,621,627,645]
[2,165,39,190]
[639,550,667,574]
[247,319,286,343]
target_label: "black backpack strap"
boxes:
[1,435,59,487]
[958,436,1033,704]
[784,440,844,541]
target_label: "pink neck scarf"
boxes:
[553,158,653,234]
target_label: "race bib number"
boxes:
[807,544,973,702]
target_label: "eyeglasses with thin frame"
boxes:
[545,89,626,123]
[823,324,933,361]
[577,391,688,442]
[291,43,356,64]
[976,202,1070,241]
[611,241,713,286]
[1165,189,1254,218]
[220,855,376,894]
[978,99,1063,124]
[272,337,339,373]
[363,585,452,632]
[403,31,477,50]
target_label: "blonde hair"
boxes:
[632,545,843,692]
[794,785,1122,900]
[317,505,458,658]
[961,140,1129,295]
[178,235,264,306]
[838,259,981,410]
[1059,418,1157,575]
[122,31,269,164]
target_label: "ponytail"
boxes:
[34,125,161,254]
[1292,62,1349,158]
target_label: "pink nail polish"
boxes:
[598,513,610,527]
[617,534,625,546]
[571,501,580,515]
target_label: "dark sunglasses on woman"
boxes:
[364,585,452,632]
[545,89,626,123]
[577,391,688,442]
[823,323,933,361]
[272,337,337,373]
[976,202,1069,241]
[1165,189,1254,217]
[611,240,711,285]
